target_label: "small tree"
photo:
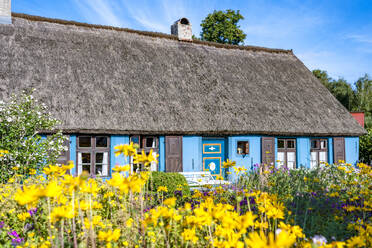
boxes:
[0,91,66,181]
[200,9,246,45]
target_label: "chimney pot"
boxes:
[0,0,11,24]
[171,18,192,41]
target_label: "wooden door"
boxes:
[165,136,183,172]
[202,138,226,178]
[262,137,275,165]
[333,137,345,163]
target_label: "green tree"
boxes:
[330,79,355,111]
[312,69,333,91]
[312,70,355,110]
[200,9,246,45]
[0,91,66,181]
[359,128,372,164]
[353,74,372,128]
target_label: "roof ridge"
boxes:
[12,12,293,54]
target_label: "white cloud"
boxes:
[72,0,125,27]
[345,34,372,44]
[120,0,173,33]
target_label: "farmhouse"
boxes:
[0,5,366,179]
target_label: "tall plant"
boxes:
[0,91,66,181]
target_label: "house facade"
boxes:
[0,10,366,179]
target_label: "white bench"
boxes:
[179,171,230,190]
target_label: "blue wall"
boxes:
[345,137,359,165]
[159,136,165,172]
[182,136,202,172]
[228,136,261,181]
[110,135,129,176]
[328,138,334,165]
[296,137,310,168]
[69,135,77,174]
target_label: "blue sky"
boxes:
[13,0,372,83]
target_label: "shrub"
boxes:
[360,127,372,163]
[0,91,66,182]
[148,171,191,197]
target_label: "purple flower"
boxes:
[0,221,4,229]
[8,231,19,238]
[28,208,38,217]
[174,190,183,197]
[11,238,24,247]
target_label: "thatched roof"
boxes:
[0,14,366,136]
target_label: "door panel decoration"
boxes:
[202,139,225,178]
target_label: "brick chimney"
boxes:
[0,0,11,24]
[171,18,192,41]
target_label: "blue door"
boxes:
[202,138,226,178]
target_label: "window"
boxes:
[310,139,327,169]
[237,141,249,155]
[130,135,159,172]
[277,139,296,169]
[77,136,110,176]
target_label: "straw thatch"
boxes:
[0,14,366,136]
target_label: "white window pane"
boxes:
[320,141,326,149]
[319,151,327,163]
[78,152,82,175]
[287,152,295,169]
[277,152,285,168]
[150,152,157,171]
[310,152,317,169]
[102,152,108,176]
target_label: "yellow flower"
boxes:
[50,205,75,223]
[157,186,168,193]
[181,228,199,244]
[18,212,31,221]
[114,143,137,157]
[14,185,42,206]
[112,164,131,172]
[347,236,365,247]
[126,218,134,228]
[222,159,236,168]
[234,166,247,174]
[98,229,121,242]
[42,181,62,198]
[164,197,177,207]
[216,176,224,180]
[133,149,159,166]
[29,169,37,175]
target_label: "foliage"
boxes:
[312,70,372,128]
[0,92,66,182]
[240,162,372,242]
[148,171,190,197]
[359,127,372,163]
[0,139,371,247]
[200,9,246,45]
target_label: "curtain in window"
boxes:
[319,151,327,164]
[102,152,108,176]
[287,152,295,169]
[150,151,157,171]
[277,152,285,168]
[78,152,82,175]
[310,152,317,169]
